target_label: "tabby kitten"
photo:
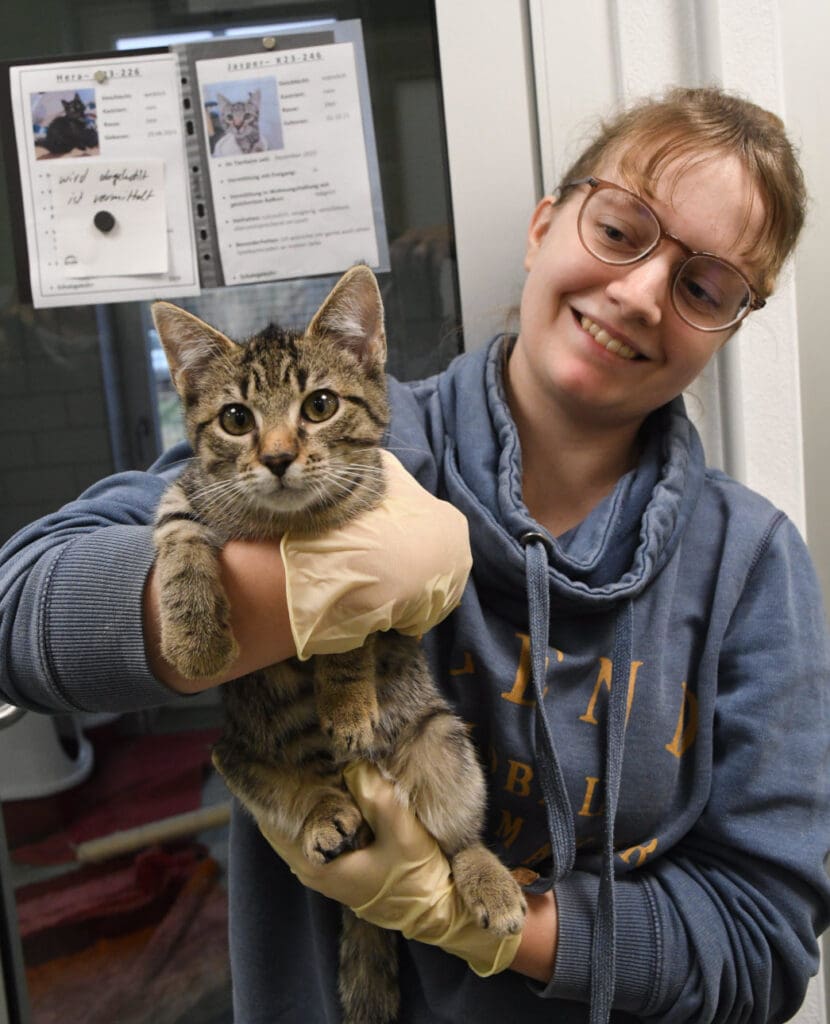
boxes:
[216,90,266,155]
[151,267,525,1024]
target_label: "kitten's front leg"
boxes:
[315,639,379,758]
[153,485,238,679]
[213,740,371,864]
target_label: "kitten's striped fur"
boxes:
[151,267,525,1024]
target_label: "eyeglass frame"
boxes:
[559,176,766,333]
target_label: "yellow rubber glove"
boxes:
[281,450,471,660]
[258,762,522,977]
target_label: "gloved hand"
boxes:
[258,762,522,977]
[281,450,472,660]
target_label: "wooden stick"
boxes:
[74,803,231,863]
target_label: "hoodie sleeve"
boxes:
[0,448,193,713]
[543,514,830,1022]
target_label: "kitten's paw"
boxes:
[161,620,238,679]
[318,694,380,758]
[451,846,527,936]
[301,795,372,866]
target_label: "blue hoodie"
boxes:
[0,336,828,1023]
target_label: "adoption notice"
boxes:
[196,42,384,285]
[9,53,199,307]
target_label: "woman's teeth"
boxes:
[580,315,637,360]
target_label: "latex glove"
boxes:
[281,450,472,659]
[258,762,522,977]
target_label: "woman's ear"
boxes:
[524,196,556,271]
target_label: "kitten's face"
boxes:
[191,329,387,516]
[218,92,259,134]
[152,266,388,531]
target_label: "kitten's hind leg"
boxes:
[448,843,526,936]
[339,909,398,1024]
[386,709,526,937]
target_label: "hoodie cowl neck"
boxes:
[435,337,706,613]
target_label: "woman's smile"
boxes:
[575,311,642,361]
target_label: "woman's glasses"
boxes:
[562,177,765,332]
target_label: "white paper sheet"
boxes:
[195,42,384,285]
[10,54,200,307]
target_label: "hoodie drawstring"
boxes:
[589,600,632,1023]
[521,533,632,1024]
[522,533,576,887]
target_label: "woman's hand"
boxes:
[145,450,472,692]
[257,762,522,977]
[282,450,472,659]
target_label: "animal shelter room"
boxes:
[0,2,828,1023]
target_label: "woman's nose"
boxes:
[604,252,672,327]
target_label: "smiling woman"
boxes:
[0,83,827,1024]
[508,137,782,539]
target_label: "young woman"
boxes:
[1,86,828,1023]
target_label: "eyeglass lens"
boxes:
[578,187,752,330]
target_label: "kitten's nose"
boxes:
[261,452,295,478]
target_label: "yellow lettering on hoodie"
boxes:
[495,809,524,849]
[450,651,475,676]
[618,838,659,867]
[504,759,534,796]
[665,681,698,758]
[579,775,605,817]
[500,633,562,706]
[522,841,552,867]
[579,657,642,726]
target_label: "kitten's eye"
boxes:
[220,404,255,435]
[301,390,339,423]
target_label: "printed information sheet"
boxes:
[9,53,199,307]
[195,42,383,285]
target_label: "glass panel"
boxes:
[0,3,458,1021]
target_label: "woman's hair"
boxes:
[556,86,807,296]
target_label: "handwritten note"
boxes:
[53,159,168,276]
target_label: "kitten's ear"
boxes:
[308,265,386,370]
[151,302,237,397]
[249,89,261,105]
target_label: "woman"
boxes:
[2,86,828,1022]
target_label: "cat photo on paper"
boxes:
[203,77,283,158]
[31,89,99,160]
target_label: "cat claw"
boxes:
[451,846,528,938]
[302,805,372,866]
[320,711,379,758]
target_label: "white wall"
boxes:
[436,1,827,1020]
[778,0,830,605]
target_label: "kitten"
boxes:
[42,93,98,155]
[215,90,266,155]
[151,267,526,1024]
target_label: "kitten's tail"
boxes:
[339,909,399,1024]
